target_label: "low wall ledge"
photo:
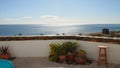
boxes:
[0,36,119,44]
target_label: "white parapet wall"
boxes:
[0,40,120,64]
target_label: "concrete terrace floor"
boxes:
[12,57,116,68]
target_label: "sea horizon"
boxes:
[0,24,119,36]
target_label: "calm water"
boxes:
[0,24,120,36]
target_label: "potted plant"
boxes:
[49,43,59,62]
[62,42,78,64]
[57,45,66,63]
[75,49,87,64]
[0,46,10,59]
[49,43,66,63]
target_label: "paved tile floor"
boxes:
[12,57,116,68]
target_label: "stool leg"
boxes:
[104,49,108,66]
[98,48,101,66]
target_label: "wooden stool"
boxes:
[98,45,108,66]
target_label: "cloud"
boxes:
[40,15,61,24]
[0,15,120,25]
[0,19,19,24]
[2,18,19,21]
[40,15,58,19]
[22,16,32,19]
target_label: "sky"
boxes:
[0,0,120,25]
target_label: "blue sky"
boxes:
[0,0,120,25]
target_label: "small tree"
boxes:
[40,33,44,36]
[62,33,65,35]
[56,34,59,36]
[78,33,82,36]
[18,33,22,36]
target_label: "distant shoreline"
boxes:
[86,30,120,38]
[0,30,120,38]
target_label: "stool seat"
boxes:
[98,46,108,48]
[98,45,108,67]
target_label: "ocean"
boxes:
[0,24,120,36]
